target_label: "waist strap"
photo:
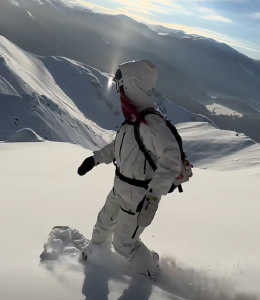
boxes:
[115,168,151,189]
[113,160,183,193]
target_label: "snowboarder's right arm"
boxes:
[93,139,115,165]
[78,140,115,176]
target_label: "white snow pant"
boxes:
[92,187,159,279]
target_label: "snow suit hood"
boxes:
[118,60,158,111]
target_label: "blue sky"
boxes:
[73,0,260,59]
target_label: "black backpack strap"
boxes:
[165,119,186,160]
[117,119,134,133]
[139,108,186,160]
[134,108,186,194]
[134,108,168,172]
[113,160,151,189]
[134,119,157,172]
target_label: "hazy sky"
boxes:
[72,0,260,60]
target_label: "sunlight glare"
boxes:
[108,77,113,88]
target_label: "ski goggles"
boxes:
[113,68,123,93]
[113,78,124,93]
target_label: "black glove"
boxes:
[78,156,95,176]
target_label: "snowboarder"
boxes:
[78,59,192,280]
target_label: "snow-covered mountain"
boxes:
[0,36,110,150]
[1,0,260,141]
[0,35,213,146]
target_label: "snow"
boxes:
[179,122,260,171]
[6,128,44,142]
[0,35,113,149]
[9,0,19,6]
[40,226,89,259]
[158,33,169,36]
[27,10,36,19]
[1,122,260,299]
[206,103,243,118]
[11,0,44,7]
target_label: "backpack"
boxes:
[134,108,187,193]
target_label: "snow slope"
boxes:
[180,122,260,171]
[6,127,44,142]
[0,35,114,149]
[1,125,260,300]
[0,35,213,147]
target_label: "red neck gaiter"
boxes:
[119,87,146,124]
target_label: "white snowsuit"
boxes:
[90,60,182,278]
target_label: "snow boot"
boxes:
[151,250,160,273]
[81,235,113,261]
[81,240,96,261]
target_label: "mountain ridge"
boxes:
[0,35,212,147]
[1,0,260,142]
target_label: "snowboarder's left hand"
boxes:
[184,159,193,177]
[78,156,95,176]
[174,159,193,185]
